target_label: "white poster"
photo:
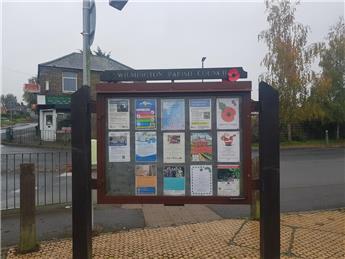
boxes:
[161,99,185,130]
[163,132,185,163]
[108,99,130,130]
[108,131,130,162]
[217,165,240,196]
[190,165,213,196]
[216,98,239,129]
[217,131,240,162]
[189,99,211,130]
[135,132,157,162]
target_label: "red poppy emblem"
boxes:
[221,107,236,122]
[227,68,240,81]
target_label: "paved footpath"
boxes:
[5,209,345,258]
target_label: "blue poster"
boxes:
[135,132,157,162]
[161,99,185,130]
[163,166,185,195]
[135,99,157,130]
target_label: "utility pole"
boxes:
[83,0,91,86]
[201,57,206,82]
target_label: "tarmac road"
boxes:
[209,147,345,217]
[1,147,344,248]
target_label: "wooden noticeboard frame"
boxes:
[96,81,252,205]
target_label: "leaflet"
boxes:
[163,166,185,196]
[135,132,157,162]
[191,132,212,162]
[108,99,130,130]
[135,165,157,195]
[217,131,240,162]
[108,131,130,162]
[217,165,240,196]
[135,99,157,130]
[189,99,211,130]
[190,165,213,196]
[161,99,185,130]
[163,132,185,163]
[216,98,239,129]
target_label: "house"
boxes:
[36,52,131,141]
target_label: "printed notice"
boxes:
[135,99,157,130]
[161,99,185,130]
[135,165,157,195]
[135,132,157,162]
[163,133,185,163]
[108,131,130,162]
[217,165,240,196]
[108,99,130,129]
[189,99,211,130]
[216,98,239,129]
[163,166,185,196]
[191,132,212,162]
[217,131,240,162]
[190,165,213,196]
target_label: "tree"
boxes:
[258,0,319,141]
[1,94,18,110]
[308,17,345,139]
[93,46,111,58]
[1,93,18,120]
[22,76,38,107]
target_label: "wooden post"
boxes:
[19,163,38,253]
[250,157,260,220]
[259,82,280,259]
[72,86,92,259]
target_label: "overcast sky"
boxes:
[1,0,344,101]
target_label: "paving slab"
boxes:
[142,204,222,227]
[5,209,345,258]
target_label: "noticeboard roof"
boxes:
[96,81,252,94]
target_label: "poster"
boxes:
[216,98,239,129]
[217,165,240,196]
[135,99,157,130]
[191,132,212,162]
[135,165,157,195]
[135,132,157,162]
[108,131,130,162]
[163,133,185,163]
[190,165,213,196]
[189,99,211,130]
[163,166,185,196]
[108,99,130,130]
[217,131,240,162]
[161,99,185,130]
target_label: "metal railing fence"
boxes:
[1,127,71,145]
[1,151,72,210]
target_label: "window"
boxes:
[62,72,77,92]
[57,113,71,130]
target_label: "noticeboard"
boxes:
[96,81,252,204]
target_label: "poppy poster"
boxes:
[217,131,240,162]
[216,98,239,129]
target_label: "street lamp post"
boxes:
[201,57,206,82]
